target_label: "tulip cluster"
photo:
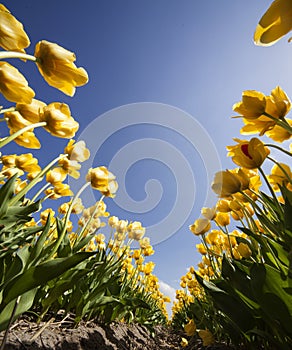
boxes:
[173,2,292,342]
[0,4,170,340]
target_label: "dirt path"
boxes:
[1,317,237,350]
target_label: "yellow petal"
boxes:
[254,0,292,46]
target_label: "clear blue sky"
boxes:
[1,1,291,295]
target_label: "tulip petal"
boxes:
[254,0,292,46]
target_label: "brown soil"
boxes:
[0,315,237,350]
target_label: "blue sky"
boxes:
[1,1,291,298]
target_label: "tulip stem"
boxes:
[46,182,91,260]
[258,166,283,214]
[0,121,46,148]
[10,154,67,206]
[0,51,37,62]
[267,156,292,185]
[265,143,292,157]
[263,112,292,134]
[0,107,16,115]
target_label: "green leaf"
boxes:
[264,264,292,315]
[0,175,17,218]
[56,217,72,257]
[41,269,90,310]
[280,186,292,231]
[250,263,266,299]
[1,252,95,308]
[222,256,256,303]
[0,288,37,331]
[260,292,292,337]
[28,214,51,266]
[197,275,256,333]
[4,200,41,223]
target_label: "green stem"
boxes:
[0,51,37,62]
[0,107,16,115]
[0,121,46,148]
[0,296,21,350]
[75,195,105,247]
[267,156,292,185]
[263,112,292,134]
[30,182,51,203]
[10,154,66,205]
[258,166,283,214]
[265,143,292,157]
[46,182,91,260]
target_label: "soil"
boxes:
[0,315,238,350]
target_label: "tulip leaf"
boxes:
[196,274,255,333]
[27,214,51,266]
[1,252,95,308]
[0,289,37,331]
[260,292,292,337]
[0,174,17,218]
[263,264,292,315]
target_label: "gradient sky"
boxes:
[1,0,291,299]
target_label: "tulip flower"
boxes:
[5,111,41,149]
[184,319,197,336]
[0,4,30,52]
[15,153,41,173]
[0,61,34,103]
[237,242,252,259]
[198,329,215,346]
[189,218,211,235]
[127,221,146,240]
[34,40,88,96]
[227,138,270,169]
[86,166,118,197]
[40,102,79,138]
[254,0,292,46]
[212,170,243,198]
[15,99,46,123]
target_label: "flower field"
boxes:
[0,1,291,349]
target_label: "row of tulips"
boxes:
[0,4,169,349]
[172,0,292,346]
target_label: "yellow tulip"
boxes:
[46,182,73,199]
[227,138,270,169]
[34,40,89,96]
[237,242,252,259]
[233,90,266,120]
[46,167,67,185]
[215,212,230,227]
[198,329,214,346]
[40,102,79,138]
[0,4,30,52]
[64,139,90,162]
[144,261,155,275]
[16,99,46,123]
[196,243,207,255]
[254,0,292,46]
[201,206,216,220]
[15,153,41,173]
[5,111,41,149]
[266,119,292,142]
[180,338,188,347]
[235,86,291,137]
[211,170,243,198]
[86,166,118,197]
[184,319,196,336]
[189,218,211,235]
[1,154,16,168]
[0,62,34,103]
[127,221,146,240]
[268,162,292,191]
